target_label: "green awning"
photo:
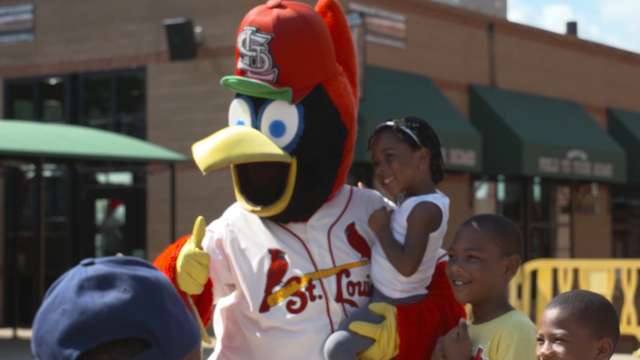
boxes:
[0,120,187,162]
[355,66,482,172]
[608,108,640,184]
[470,86,626,182]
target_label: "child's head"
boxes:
[446,214,522,306]
[537,290,619,360]
[32,256,201,360]
[368,116,444,198]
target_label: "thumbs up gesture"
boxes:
[177,216,210,295]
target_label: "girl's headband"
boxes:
[372,118,421,147]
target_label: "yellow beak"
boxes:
[191,126,297,217]
[192,126,292,173]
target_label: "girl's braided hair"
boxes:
[368,116,445,184]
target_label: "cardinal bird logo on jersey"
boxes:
[259,249,289,313]
[345,222,371,260]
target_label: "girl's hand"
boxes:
[369,207,391,237]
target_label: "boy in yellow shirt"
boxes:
[432,214,536,360]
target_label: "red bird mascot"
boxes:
[154,0,464,358]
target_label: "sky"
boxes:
[507,0,640,54]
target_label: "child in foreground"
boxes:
[432,214,536,360]
[324,116,464,359]
[536,289,620,360]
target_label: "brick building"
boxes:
[432,0,507,18]
[1,0,640,326]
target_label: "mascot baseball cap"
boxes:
[31,256,200,360]
[221,0,340,103]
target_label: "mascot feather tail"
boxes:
[315,0,359,101]
[315,0,359,196]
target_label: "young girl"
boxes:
[324,116,458,359]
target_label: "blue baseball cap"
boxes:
[31,256,201,359]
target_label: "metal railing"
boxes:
[509,258,640,342]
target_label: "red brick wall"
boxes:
[573,186,612,258]
[0,0,254,77]
[146,57,236,259]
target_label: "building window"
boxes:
[81,74,113,130]
[612,186,640,257]
[4,68,146,138]
[41,77,65,122]
[78,71,145,138]
[473,176,573,260]
[5,76,66,122]
[6,80,37,120]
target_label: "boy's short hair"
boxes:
[32,256,201,360]
[459,213,523,258]
[546,289,620,347]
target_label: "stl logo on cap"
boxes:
[237,26,278,83]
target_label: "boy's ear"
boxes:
[595,337,615,360]
[503,254,520,279]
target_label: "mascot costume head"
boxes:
[192,0,358,223]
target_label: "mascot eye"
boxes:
[228,97,255,127]
[258,100,304,152]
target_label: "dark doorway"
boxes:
[77,186,146,260]
[3,162,147,326]
[612,186,640,257]
[4,163,74,326]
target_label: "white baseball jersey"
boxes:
[370,191,449,299]
[201,185,389,360]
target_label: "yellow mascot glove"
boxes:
[348,302,399,360]
[176,216,210,295]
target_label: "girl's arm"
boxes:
[368,201,442,277]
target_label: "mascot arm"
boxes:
[154,234,214,326]
[395,261,466,360]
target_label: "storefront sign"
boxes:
[349,2,407,49]
[0,2,34,44]
[538,149,614,179]
[443,147,477,168]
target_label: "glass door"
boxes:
[77,186,146,260]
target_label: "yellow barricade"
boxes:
[509,258,640,342]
